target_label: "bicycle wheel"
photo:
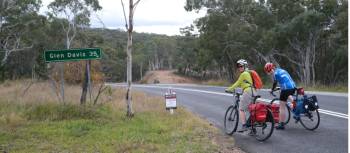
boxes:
[300,109,320,131]
[283,104,291,125]
[224,105,239,135]
[254,109,274,141]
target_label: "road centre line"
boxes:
[110,84,348,119]
[318,110,348,119]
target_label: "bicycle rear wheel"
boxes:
[224,105,239,135]
[254,109,274,141]
[300,109,320,131]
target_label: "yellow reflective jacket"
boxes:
[227,71,254,92]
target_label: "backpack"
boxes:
[250,70,263,89]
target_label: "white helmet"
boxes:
[236,59,248,68]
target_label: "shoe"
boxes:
[237,124,248,133]
[275,123,285,130]
[248,128,256,136]
[293,116,300,123]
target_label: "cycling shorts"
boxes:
[280,89,296,101]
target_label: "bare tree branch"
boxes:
[0,36,33,66]
[121,0,128,30]
[94,13,107,29]
[134,0,141,7]
[21,80,34,97]
[288,38,303,53]
[132,0,142,17]
[271,52,302,67]
[251,48,269,63]
[93,83,108,105]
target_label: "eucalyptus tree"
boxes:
[265,0,347,85]
[185,0,347,86]
[0,0,41,67]
[121,0,142,117]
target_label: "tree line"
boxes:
[181,0,348,86]
[0,0,347,88]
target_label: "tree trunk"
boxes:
[154,53,158,70]
[168,57,173,69]
[126,0,134,117]
[140,62,143,80]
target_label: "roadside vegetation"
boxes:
[303,83,348,93]
[0,80,241,152]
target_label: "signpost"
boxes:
[44,48,101,62]
[165,88,177,114]
[44,48,102,103]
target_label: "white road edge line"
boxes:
[109,84,348,119]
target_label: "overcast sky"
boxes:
[40,0,206,36]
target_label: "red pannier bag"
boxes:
[271,103,280,123]
[248,102,267,122]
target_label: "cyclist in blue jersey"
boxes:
[264,62,296,130]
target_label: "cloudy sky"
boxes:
[41,0,206,36]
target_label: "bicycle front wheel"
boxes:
[254,109,274,141]
[283,104,291,125]
[224,105,239,135]
[300,109,320,131]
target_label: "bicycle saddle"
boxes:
[253,95,261,102]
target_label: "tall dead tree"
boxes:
[121,0,141,117]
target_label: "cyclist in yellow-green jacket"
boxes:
[225,59,256,132]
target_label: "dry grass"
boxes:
[0,80,114,105]
[0,80,172,120]
[112,88,166,113]
[0,80,243,153]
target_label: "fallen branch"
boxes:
[21,80,34,97]
[93,83,108,105]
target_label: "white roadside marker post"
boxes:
[165,88,177,114]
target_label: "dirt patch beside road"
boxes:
[141,70,200,84]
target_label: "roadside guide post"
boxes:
[165,88,177,114]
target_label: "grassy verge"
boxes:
[0,80,240,153]
[303,84,348,93]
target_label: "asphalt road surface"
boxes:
[109,83,348,153]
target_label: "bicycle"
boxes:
[270,87,320,131]
[224,83,275,141]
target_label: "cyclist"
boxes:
[225,59,256,132]
[264,62,296,130]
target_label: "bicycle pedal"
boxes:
[248,131,255,136]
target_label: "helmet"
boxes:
[264,62,275,73]
[236,59,248,68]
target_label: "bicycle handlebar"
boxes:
[270,87,281,97]
[225,89,233,94]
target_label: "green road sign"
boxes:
[45,48,101,62]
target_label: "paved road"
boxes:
[109,83,348,153]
